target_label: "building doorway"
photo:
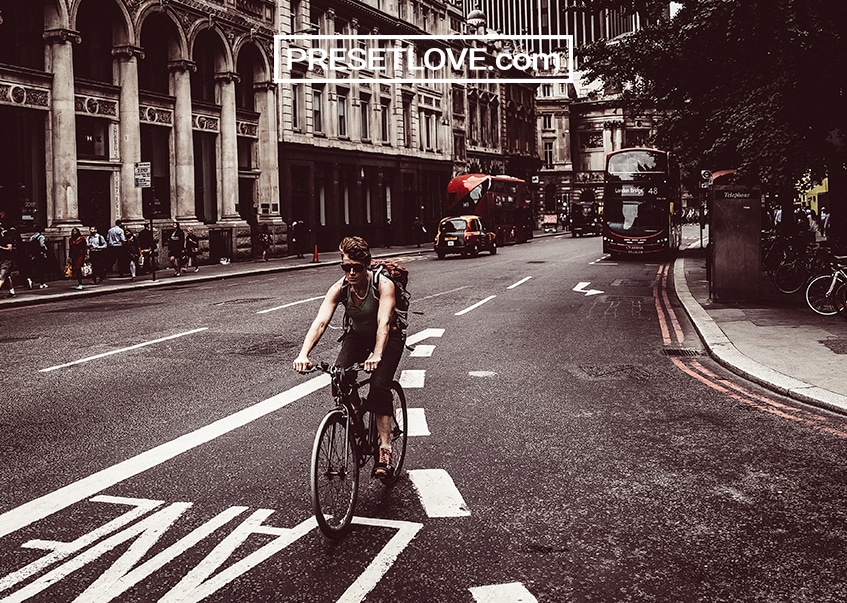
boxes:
[77,170,112,233]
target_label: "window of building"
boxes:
[338,94,348,137]
[381,99,391,143]
[313,88,324,133]
[542,114,553,130]
[360,95,370,140]
[542,83,553,97]
[76,117,108,159]
[403,99,412,147]
[291,82,302,131]
[544,141,554,168]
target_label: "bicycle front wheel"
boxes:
[773,261,806,294]
[805,274,841,316]
[311,409,359,539]
[381,382,408,486]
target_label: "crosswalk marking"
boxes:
[469,582,538,603]
[399,370,426,389]
[408,469,470,518]
[406,408,430,436]
[410,344,435,357]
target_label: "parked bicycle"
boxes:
[772,242,832,294]
[804,254,847,316]
[302,362,408,539]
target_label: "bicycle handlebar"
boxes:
[298,362,365,375]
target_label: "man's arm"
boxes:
[293,279,344,371]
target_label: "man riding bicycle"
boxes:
[293,236,405,478]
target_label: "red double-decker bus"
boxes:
[445,174,532,245]
[602,148,682,256]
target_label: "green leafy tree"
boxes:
[578,0,847,240]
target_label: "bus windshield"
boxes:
[604,198,664,235]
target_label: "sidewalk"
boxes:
[4,234,846,416]
[674,246,847,415]
[0,243,432,309]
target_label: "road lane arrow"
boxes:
[573,281,604,296]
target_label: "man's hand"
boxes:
[364,354,381,372]
[293,356,313,372]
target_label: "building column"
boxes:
[113,45,144,222]
[255,81,281,218]
[43,28,81,228]
[169,60,197,221]
[216,71,241,222]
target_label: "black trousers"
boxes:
[335,330,404,416]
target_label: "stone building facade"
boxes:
[0,0,279,269]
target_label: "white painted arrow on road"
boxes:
[573,281,604,296]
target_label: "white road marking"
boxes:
[0,374,331,540]
[406,408,430,436]
[573,281,604,296]
[336,518,423,603]
[409,344,435,357]
[39,328,210,373]
[1,494,423,603]
[414,285,471,302]
[507,276,532,289]
[469,582,538,603]
[406,328,445,346]
[256,295,324,314]
[469,371,497,378]
[399,370,426,389]
[455,295,496,316]
[408,469,470,517]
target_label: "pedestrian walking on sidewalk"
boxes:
[258,223,271,261]
[107,219,127,277]
[69,227,87,290]
[168,221,185,276]
[0,226,17,297]
[27,231,50,288]
[412,217,426,248]
[184,226,200,272]
[137,223,155,274]
[124,227,140,281]
[86,226,107,284]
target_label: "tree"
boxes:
[578,0,847,242]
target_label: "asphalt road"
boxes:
[2,231,847,602]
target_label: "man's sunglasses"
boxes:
[340,262,366,273]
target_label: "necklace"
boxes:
[352,286,368,300]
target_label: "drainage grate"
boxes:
[661,348,702,357]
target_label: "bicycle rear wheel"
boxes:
[773,261,806,294]
[805,274,841,316]
[311,409,359,539]
[380,382,408,486]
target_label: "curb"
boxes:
[673,256,847,416]
[0,247,434,309]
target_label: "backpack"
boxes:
[340,259,410,339]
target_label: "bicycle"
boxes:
[772,242,831,294]
[303,362,408,539]
[804,254,847,316]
